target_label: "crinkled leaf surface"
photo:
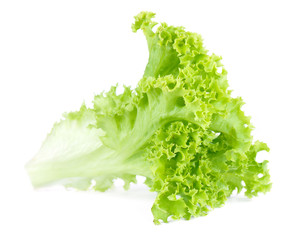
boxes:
[26,11,271,224]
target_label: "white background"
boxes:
[1,0,286,239]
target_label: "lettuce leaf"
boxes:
[26,12,271,224]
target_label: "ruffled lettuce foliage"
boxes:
[26,12,271,224]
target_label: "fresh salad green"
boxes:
[26,12,271,224]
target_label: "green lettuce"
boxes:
[26,12,271,224]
